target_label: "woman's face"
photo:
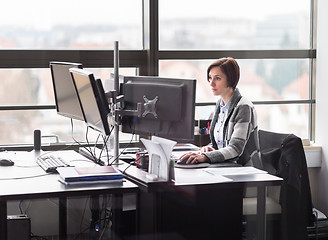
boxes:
[208,66,231,96]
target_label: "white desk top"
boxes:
[117,160,282,189]
[0,150,138,199]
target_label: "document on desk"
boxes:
[141,136,177,181]
[151,136,177,160]
[204,167,267,176]
[57,165,123,185]
[174,168,232,185]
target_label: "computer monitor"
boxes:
[50,61,84,121]
[69,68,111,136]
[120,75,196,142]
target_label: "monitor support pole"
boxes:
[113,41,120,165]
[107,41,143,165]
[111,41,145,165]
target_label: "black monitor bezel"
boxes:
[69,68,111,136]
[120,75,196,142]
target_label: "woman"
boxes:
[180,57,262,168]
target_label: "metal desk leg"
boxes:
[0,199,7,240]
[59,197,67,239]
[257,186,267,240]
[111,193,123,240]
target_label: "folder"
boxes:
[57,166,123,185]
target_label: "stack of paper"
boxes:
[57,166,123,185]
[141,136,177,181]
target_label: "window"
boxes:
[160,59,310,102]
[158,0,315,140]
[0,0,143,50]
[0,0,315,146]
[159,0,310,50]
[159,58,311,139]
[0,68,137,145]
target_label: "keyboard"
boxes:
[37,154,71,173]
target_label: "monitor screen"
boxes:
[120,76,196,142]
[69,68,110,136]
[50,61,84,121]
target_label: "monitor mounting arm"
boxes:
[106,90,143,125]
[142,95,158,118]
[105,91,159,124]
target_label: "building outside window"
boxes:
[0,0,315,146]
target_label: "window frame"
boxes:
[0,0,317,149]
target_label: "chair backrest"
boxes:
[259,130,290,151]
[258,129,314,240]
[259,130,290,174]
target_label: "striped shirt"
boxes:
[214,100,230,148]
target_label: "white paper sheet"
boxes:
[141,136,177,181]
[151,136,176,161]
[141,139,168,180]
[173,168,232,185]
[204,166,267,176]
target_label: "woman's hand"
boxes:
[179,152,208,164]
[201,146,215,153]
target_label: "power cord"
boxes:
[123,160,137,174]
[108,126,136,166]
[70,119,95,160]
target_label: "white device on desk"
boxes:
[146,173,158,181]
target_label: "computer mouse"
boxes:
[176,157,196,165]
[0,158,15,166]
[176,158,189,165]
[175,157,210,169]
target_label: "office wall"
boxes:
[315,0,328,215]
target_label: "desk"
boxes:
[118,161,282,240]
[0,151,138,240]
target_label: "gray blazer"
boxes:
[203,88,262,168]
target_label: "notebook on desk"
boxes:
[57,165,123,185]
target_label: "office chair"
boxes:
[243,130,314,240]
